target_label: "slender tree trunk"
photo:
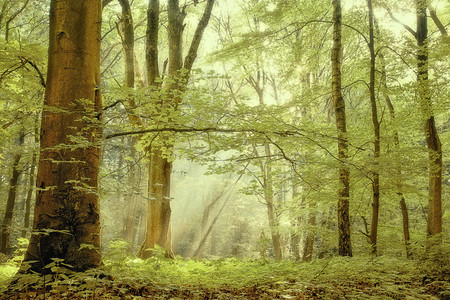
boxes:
[367,0,380,255]
[376,20,412,257]
[21,0,102,273]
[289,182,301,260]
[22,119,39,238]
[146,0,160,87]
[290,216,301,260]
[399,197,411,256]
[416,0,442,238]
[123,137,140,248]
[263,146,282,260]
[1,131,25,254]
[332,0,352,256]
[118,0,135,89]
[117,0,142,251]
[266,195,282,260]
[193,193,230,258]
[191,190,223,258]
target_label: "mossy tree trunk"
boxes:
[416,0,442,238]
[332,0,352,257]
[367,0,381,255]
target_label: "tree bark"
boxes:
[139,0,215,259]
[290,216,301,260]
[416,0,442,237]
[302,213,316,262]
[332,0,352,257]
[118,0,135,89]
[138,0,184,259]
[375,19,412,258]
[367,0,380,255]
[146,0,160,87]
[22,119,39,238]
[261,145,282,260]
[21,0,102,273]
[1,131,25,254]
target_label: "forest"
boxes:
[0,0,449,298]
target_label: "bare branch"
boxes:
[183,0,215,71]
[384,7,417,39]
[428,5,448,38]
[102,0,115,10]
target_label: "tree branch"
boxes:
[102,0,115,10]
[384,7,417,39]
[183,0,215,72]
[19,57,46,88]
[428,5,448,38]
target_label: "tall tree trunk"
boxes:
[375,20,412,257]
[416,0,442,238]
[139,0,214,259]
[1,131,25,254]
[138,0,183,259]
[118,0,135,89]
[289,183,301,260]
[123,137,140,249]
[21,0,102,273]
[262,145,282,260]
[117,0,142,251]
[332,0,352,257]
[146,0,160,87]
[367,0,380,255]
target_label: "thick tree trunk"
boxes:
[139,149,174,258]
[416,0,442,237]
[1,132,25,254]
[21,0,102,273]
[332,0,352,256]
[367,0,380,255]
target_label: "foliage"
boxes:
[1,242,450,299]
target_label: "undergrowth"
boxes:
[1,240,449,299]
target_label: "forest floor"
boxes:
[1,251,450,299]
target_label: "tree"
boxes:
[21,0,103,273]
[0,130,24,254]
[138,0,215,259]
[375,19,412,257]
[367,0,381,255]
[332,0,352,257]
[385,0,444,242]
[416,0,443,238]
